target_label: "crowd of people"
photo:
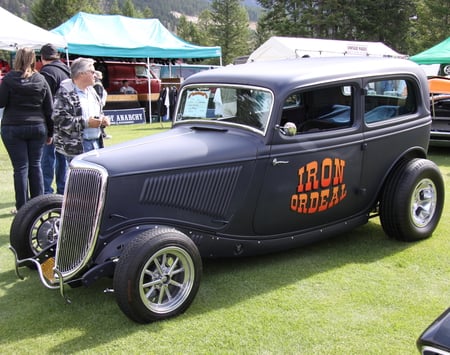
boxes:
[0,44,111,214]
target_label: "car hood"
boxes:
[74,124,262,177]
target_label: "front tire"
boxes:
[113,228,202,323]
[10,194,63,266]
[380,158,444,241]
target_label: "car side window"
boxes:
[281,84,355,134]
[364,78,417,124]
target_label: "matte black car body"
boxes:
[10,57,444,323]
[417,308,450,355]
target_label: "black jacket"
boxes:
[0,70,54,137]
[40,60,71,96]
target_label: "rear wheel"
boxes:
[380,158,444,241]
[113,227,202,323]
[10,194,63,266]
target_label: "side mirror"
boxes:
[277,122,297,136]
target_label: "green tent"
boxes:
[410,37,450,64]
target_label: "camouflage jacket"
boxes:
[52,79,98,157]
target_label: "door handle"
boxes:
[272,158,289,166]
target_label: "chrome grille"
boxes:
[55,163,108,279]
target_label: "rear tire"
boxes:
[380,158,444,241]
[113,227,202,323]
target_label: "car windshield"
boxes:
[175,85,273,133]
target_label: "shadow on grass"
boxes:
[0,219,418,353]
[428,146,450,168]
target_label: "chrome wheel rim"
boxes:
[30,209,61,255]
[139,246,195,314]
[410,178,437,228]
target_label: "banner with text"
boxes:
[104,108,146,125]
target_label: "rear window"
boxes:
[364,78,417,124]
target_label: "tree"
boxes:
[177,15,203,44]
[142,7,154,18]
[409,0,450,55]
[31,0,100,29]
[209,0,251,64]
[256,0,417,55]
[122,0,143,18]
[196,10,215,46]
[108,0,122,15]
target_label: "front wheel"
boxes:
[113,228,202,323]
[10,194,63,267]
[380,158,444,241]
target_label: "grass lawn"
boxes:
[0,123,449,354]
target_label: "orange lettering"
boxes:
[305,161,319,191]
[333,158,345,185]
[318,189,330,212]
[297,166,305,193]
[307,191,319,213]
[321,158,332,188]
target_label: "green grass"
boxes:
[0,124,449,354]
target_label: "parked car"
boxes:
[95,60,161,98]
[417,308,450,354]
[95,61,162,121]
[9,57,444,323]
[427,76,450,146]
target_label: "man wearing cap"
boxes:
[40,43,71,195]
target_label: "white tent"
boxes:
[248,36,406,62]
[0,7,66,51]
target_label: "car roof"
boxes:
[182,57,427,94]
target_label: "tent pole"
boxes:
[147,57,152,124]
[65,48,69,68]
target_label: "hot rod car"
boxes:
[10,57,444,323]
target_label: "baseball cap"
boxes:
[40,43,60,60]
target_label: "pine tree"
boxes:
[209,0,251,64]
[31,0,100,29]
[256,0,417,55]
[410,0,450,54]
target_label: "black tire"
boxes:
[380,158,444,241]
[10,194,63,268]
[113,228,202,323]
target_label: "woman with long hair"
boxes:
[0,47,53,213]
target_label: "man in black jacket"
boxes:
[39,43,71,195]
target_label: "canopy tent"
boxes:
[52,12,222,60]
[248,36,406,62]
[410,38,450,64]
[0,6,67,51]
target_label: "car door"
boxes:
[253,83,367,235]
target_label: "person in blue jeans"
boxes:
[39,44,71,194]
[0,47,53,213]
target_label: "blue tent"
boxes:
[52,12,221,60]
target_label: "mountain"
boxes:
[0,0,261,30]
